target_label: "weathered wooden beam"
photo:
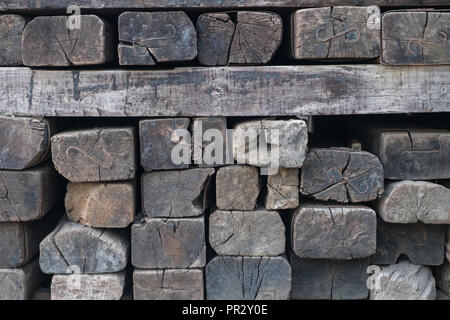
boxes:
[192,117,227,167]
[436,261,450,297]
[446,226,450,262]
[133,269,204,300]
[265,168,299,210]
[1,65,450,117]
[0,14,27,66]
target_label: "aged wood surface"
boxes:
[437,261,450,297]
[206,256,291,300]
[51,127,136,182]
[265,168,299,210]
[292,6,380,60]
[133,269,204,300]
[1,66,450,117]
[0,14,27,66]
[446,225,450,262]
[0,117,51,170]
[192,117,227,167]
[65,181,135,228]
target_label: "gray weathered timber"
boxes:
[0,163,60,222]
[22,15,114,67]
[140,118,190,171]
[376,181,450,224]
[0,117,51,170]
[437,291,449,300]
[300,148,383,203]
[209,209,285,256]
[118,11,196,65]
[382,12,450,65]
[131,216,205,269]
[371,219,445,266]
[446,225,450,262]
[292,203,377,259]
[0,15,27,66]
[142,168,214,218]
[39,217,129,274]
[265,168,299,210]
[133,269,204,300]
[1,66,450,117]
[292,6,380,60]
[290,252,369,300]
[216,165,260,211]
[370,261,436,300]
[206,256,291,300]
[65,181,135,228]
[51,271,125,300]
[0,258,45,300]
[436,261,450,297]
[192,117,227,167]
[51,127,136,182]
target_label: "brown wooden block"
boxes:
[39,217,130,274]
[131,216,205,269]
[133,269,204,300]
[22,15,114,67]
[140,118,190,171]
[371,219,445,266]
[216,165,260,211]
[0,117,51,170]
[265,168,299,210]
[65,181,135,228]
[0,15,27,66]
[192,117,227,167]
[51,127,136,182]
[300,148,384,203]
[206,256,291,300]
[292,203,376,260]
[382,11,450,65]
[118,11,196,65]
[142,168,214,218]
[436,261,450,297]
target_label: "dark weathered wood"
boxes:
[265,168,299,210]
[140,118,190,171]
[436,261,450,297]
[206,256,291,300]
[39,217,130,274]
[142,168,214,218]
[131,216,205,269]
[446,225,450,262]
[65,181,135,228]
[0,14,27,66]
[292,6,380,60]
[133,269,203,300]
[209,209,285,256]
[292,203,376,260]
[118,11,196,65]
[371,218,445,266]
[290,252,369,300]
[216,165,260,211]
[0,163,60,222]
[0,257,46,300]
[0,117,51,170]
[382,12,450,65]
[192,117,227,167]
[51,127,136,182]
[376,181,450,224]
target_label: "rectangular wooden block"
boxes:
[51,127,136,182]
[265,168,299,210]
[133,269,204,300]
[192,117,227,167]
[0,15,27,66]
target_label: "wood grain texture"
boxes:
[446,225,449,262]
[1,66,450,117]
[436,261,450,297]
[192,117,227,167]
[0,14,27,66]
[265,168,299,210]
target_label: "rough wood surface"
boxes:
[290,252,369,300]
[0,14,27,66]
[192,117,227,167]
[0,163,60,222]
[382,12,450,65]
[1,66,450,117]
[265,168,299,210]
[436,261,450,297]
[133,269,203,300]
[118,11,196,65]
[446,225,450,262]
[51,127,136,182]
[0,117,51,170]
[292,203,377,260]
[209,209,285,256]
[216,165,260,211]
[131,216,205,269]
[51,271,125,300]
[65,181,135,228]
[371,218,445,266]
[375,181,450,224]
[292,6,380,60]
[142,168,214,218]
[206,256,291,300]
[370,261,436,300]
[300,148,383,203]
[39,217,130,274]
[140,118,190,171]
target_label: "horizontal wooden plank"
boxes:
[0,65,449,117]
